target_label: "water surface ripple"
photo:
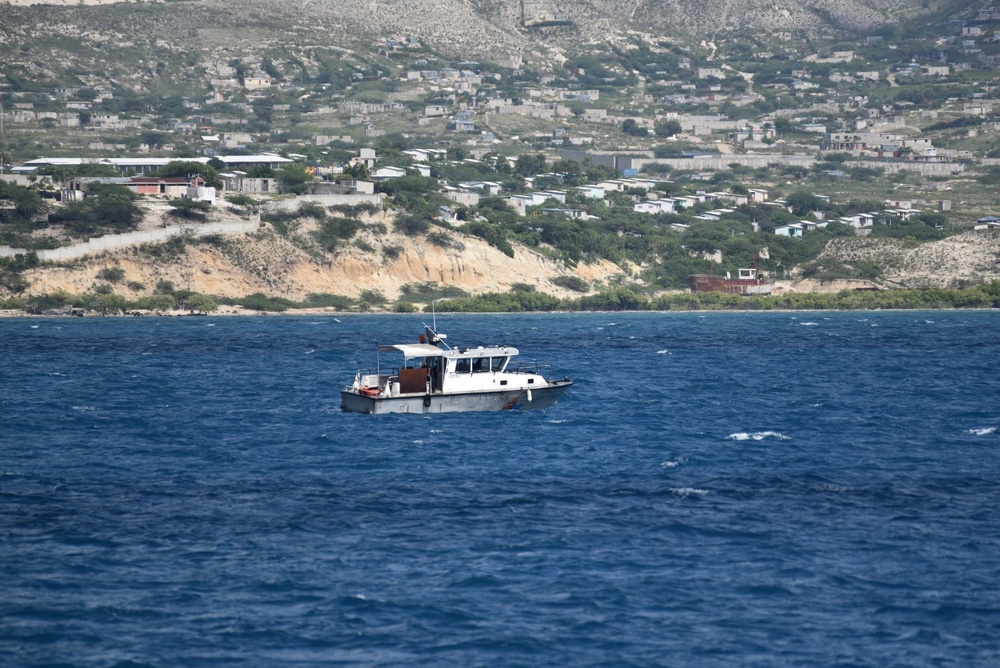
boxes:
[2,312,999,666]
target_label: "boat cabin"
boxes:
[375,343,524,396]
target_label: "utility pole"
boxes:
[520,0,525,27]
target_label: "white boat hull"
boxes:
[341,381,572,415]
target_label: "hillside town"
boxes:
[2,0,1000,312]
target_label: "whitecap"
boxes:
[547,419,567,424]
[607,322,618,326]
[72,406,96,412]
[305,349,315,354]
[333,318,342,323]
[353,594,366,600]
[660,459,683,468]
[800,322,818,326]
[727,431,791,441]
[30,325,39,329]
[656,349,670,355]
[430,429,443,434]
[925,320,934,324]
[48,372,65,377]
[206,323,216,327]
[411,439,425,445]
[967,427,997,436]
[671,487,709,497]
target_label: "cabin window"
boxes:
[491,356,507,371]
[472,357,489,373]
[454,358,471,373]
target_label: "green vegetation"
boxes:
[96,266,126,283]
[48,184,144,237]
[5,281,1000,315]
[167,198,212,221]
[155,161,223,190]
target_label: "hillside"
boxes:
[0,0,961,64]
[817,231,1000,289]
[14,209,630,306]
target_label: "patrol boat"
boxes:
[341,325,572,414]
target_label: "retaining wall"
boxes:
[266,193,384,212]
[0,219,260,262]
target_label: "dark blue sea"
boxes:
[2,311,1000,667]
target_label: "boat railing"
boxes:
[352,368,400,390]
[506,361,554,380]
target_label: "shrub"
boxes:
[134,294,176,311]
[297,201,327,219]
[230,293,297,312]
[427,231,464,249]
[399,282,469,301]
[382,244,403,260]
[394,301,417,313]
[552,275,591,292]
[304,293,354,309]
[183,293,217,313]
[393,213,431,236]
[167,198,211,221]
[463,221,515,257]
[359,289,387,305]
[97,266,126,283]
[314,216,364,251]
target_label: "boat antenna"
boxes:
[422,299,451,349]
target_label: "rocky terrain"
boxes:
[818,231,1000,289]
[0,0,952,60]
[17,213,629,305]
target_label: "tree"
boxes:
[786,190,823,216]
[654,119,683,137]
[342,162,370,180]
[167,198,212,220]
[0,182,47,225]
[49,184,144,236]
[622,119,647,137]
[275,165,315,194]
[185,293,218,314]
[156,161,222,190]
[514,153,547,176]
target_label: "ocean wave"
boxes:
[656,349,670,355]
[967,427,997,436]
[800,322,819,326]
[671,487,709,497]
[727,431,791,441]
[660,459,684,468]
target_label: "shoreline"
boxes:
[3,305,998,319]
